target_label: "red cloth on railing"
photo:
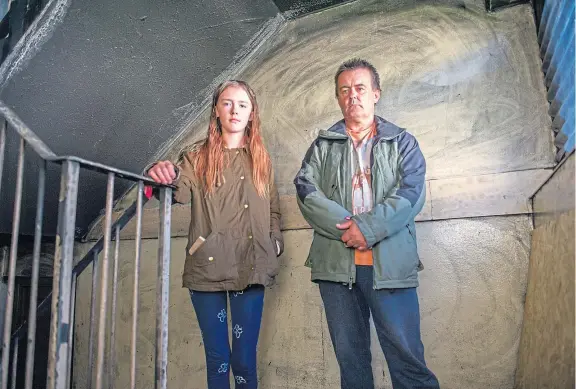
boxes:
[144,185,153,200]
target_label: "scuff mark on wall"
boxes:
[0,0,71,90]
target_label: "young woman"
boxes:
[147,80,283,389]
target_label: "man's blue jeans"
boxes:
[318,266,440,389]
[190,285,264,389]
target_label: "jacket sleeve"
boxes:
[294,139,352,240]
[145,152,195,204]
[172,152,196,204]
[350,132,426,248]
[269,170,284,256]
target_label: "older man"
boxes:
[294,58,440,389]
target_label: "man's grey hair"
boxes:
[334,58,381,97]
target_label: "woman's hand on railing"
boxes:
[147,161,178,185]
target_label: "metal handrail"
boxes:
[0,101,56,160]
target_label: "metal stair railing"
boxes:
[0,101,173,389]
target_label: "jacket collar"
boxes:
[318,115,405,141]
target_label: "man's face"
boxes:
[336,68,380,123]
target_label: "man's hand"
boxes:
[336,217,368,251]
[148,161,177,185]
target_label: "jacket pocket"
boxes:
[251,236,280,279]
[327,183,338,200]
[406,224,416,243]
[188,236,206,256]
[186,232,235,283]
[406,224,424,271]
[267,235,281,273]
[374,227,419,281]
[307,233,350,275]
[191,233,218,267]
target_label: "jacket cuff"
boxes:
[173,166,181,183]
[143,162,181,183]
[350,214,377,248]
[143,162,157,176]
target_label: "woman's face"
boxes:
[215,85,254,135]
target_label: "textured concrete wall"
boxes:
[514,153,575,389]
[176,0,554,191]
[514,210,575,389]
[532,153,575,227]
[73,216,531,389]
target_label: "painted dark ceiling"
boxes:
[0,0,280,237]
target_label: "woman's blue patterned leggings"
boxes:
[190,285,265,389]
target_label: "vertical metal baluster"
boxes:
[65,275,77,389]
[108,226,120,389]
[24,160,46,389]
[130,182,144,389]
[86,251,99,389]
[10,339,18,389]
[95,173,114,389]
[1,139,25,389]
[0,121,6,197]
[1,247,7,279]
[47,160,80,389]
[155,187,171,389]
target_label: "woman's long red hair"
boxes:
[192,80,271,197]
